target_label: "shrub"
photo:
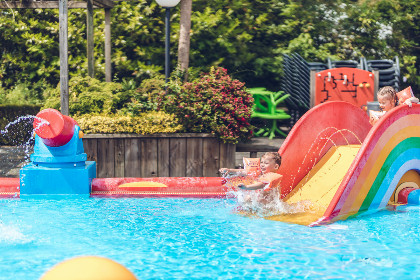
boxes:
[159,67,254,144]
[125,76,165,115]
[43,76,134,115]
[75,111,183,134]
[0,80,49,106]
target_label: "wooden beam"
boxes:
[59,0,69,115]
[104,8,112,82]
[93,0,114,8]
[0,1,110,9]
[87,0,94,78]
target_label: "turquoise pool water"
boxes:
[0,196,419,279]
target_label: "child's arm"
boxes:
[369,110,384,125]
[219,168,247,177]
[238,173,283,191]
[237,182,265,190]
[403,97,419,107]
[369,115,379,125]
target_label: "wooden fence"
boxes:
[83,133,236,178]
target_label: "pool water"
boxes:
[0,196,419,279]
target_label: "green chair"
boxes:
[249,87,291,139]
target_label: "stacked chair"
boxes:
[281,54,325,127]
[367,57,400,90]
[328,59,359,69]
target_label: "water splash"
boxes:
[0,115,49,136]
[223,174,313,218]
[0,222,33,244]
[0,115,49,157]
[233,188,313,217]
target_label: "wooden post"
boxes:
[87,0,94,77]
[310,70,316,108]
[59,0,69,115]
[104,8,112,82]
[373,70,379,100]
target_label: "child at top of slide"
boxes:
[370,86,419,125]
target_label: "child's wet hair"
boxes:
[262,152,282,166]
[377,86,397,101]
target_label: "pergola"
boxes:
[0,0,115,115]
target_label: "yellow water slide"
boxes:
[267,145,361,225]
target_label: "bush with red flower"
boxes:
[158,67,254,143]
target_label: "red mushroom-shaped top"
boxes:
[33,109,77,147]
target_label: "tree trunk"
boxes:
[177,0,192,81]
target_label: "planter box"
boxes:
[83,133,236,178]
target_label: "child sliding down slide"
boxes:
[220,152,285,215]
[219,152,282,192]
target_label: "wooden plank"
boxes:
[83,138,98,162]
[169,138,186,177]
[97,138,114,178]
[114,138,125,177]
[202,138,219,177]
[104,8,112,82]
[59,0,69,115]
[124,138,140,177]
[186,138,203,177]
[157,138,170,177]
[87,0,94,78]
[219,143,235,169]
[140,138,158,177]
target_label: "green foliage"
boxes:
[0,9,59,88]
[159,67,254,144]
[43,76,132,115]
[75,111,183,134]
[124,75,165,115]
[0,80,48,106]
[0,0,418,96]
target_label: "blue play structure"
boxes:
[20,109,96,195]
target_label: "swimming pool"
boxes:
[0,196,419,279]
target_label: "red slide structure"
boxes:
[277,101,372,198]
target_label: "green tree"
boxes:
[0,0,418,93]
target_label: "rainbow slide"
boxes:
[269,101,420,225]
